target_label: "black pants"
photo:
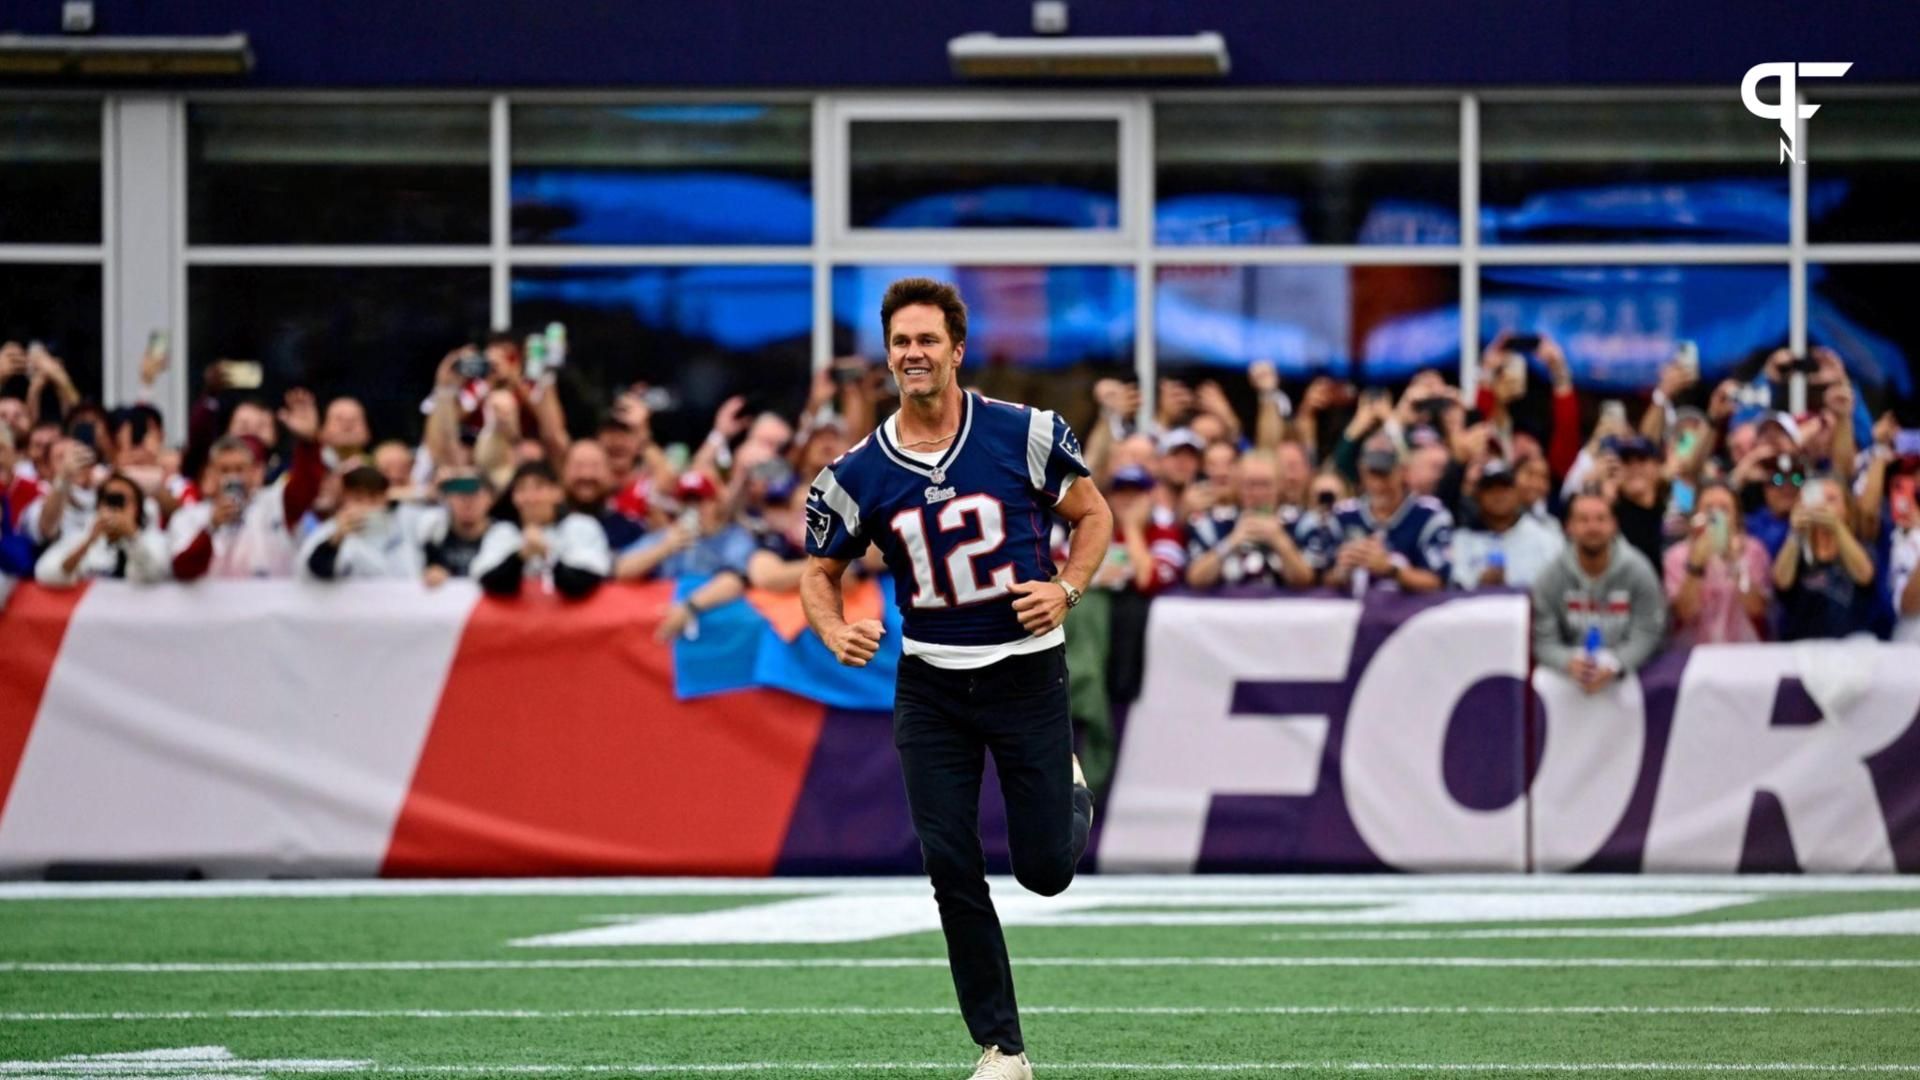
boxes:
[894,644,1094,1055]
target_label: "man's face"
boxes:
[1362,465,1403,506]
[28,424,58,474]
[1202,443,1236,487]
[1162,448,1200,487]
[886,304,963,404]
[563,441,612,508]
[1765,469,1802,516]
[0,397,26,440]
[445,487,490,529]
[1699,485,1739,527]
[1477,482,1520,527]
[698,494,731,534]
[485,343,520,387]
[1236,460,1280,513]
[1515,457,1549,507]
[1568,497,1617,556]
[601,428,640,475]
[228,403,277,446]
[374,444,413,489]
[207,447,261,499]
[1405,446,1448,496]
[321,399,370,452]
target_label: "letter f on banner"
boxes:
[1742,62,1853,163]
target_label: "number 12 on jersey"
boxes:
[889,493,1015,609]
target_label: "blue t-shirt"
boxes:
[805,391,1090,649]
[624,523,757,581]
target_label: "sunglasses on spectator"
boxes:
[439,476,484,495]
[1771,472,1805,488]
[101,491,130,510]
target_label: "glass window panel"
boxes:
[0,263,102,407]
[188,104,490,245]
[1155,265,1461,390]
[0,102,101,244]
[831,265,1134,428]
[1481,101,1788,244]
[847,120,1120,230]
[512,103,811,246]
[1479,265,1790,391]
[511,265,812,447]
[188,267,490,443]
[1809,264,1920,422]
[1809,97,1920,244]
[1155,102,1459,246]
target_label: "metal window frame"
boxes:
[1,86,1904,426]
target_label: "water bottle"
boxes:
[1584,624,1603,663]
[545,322,568,367]
[524,334,548,381]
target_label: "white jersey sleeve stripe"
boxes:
[809,468,864,537]
[1025,407,1054,492]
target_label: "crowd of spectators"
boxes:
[4,325,1920,692]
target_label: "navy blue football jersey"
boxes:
[1186,505,1340,584]
[1331,494,1455,586]
[805,391,1090,651]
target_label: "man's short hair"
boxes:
[209,435,261,465]
[881,277,968,346]
[340,465,389,499]
[1567,489,1614,518]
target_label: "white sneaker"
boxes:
[969,1045,1033,1080]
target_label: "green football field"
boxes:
[3,875,1918,1078]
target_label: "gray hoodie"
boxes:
[1529,535,1668,674]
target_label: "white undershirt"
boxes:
[884,417,1067,670]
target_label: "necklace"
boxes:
[898,432,957,450]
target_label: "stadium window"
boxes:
[1480,99,1788,245]
[845,118,1122,233]
[1154,264,1462,406]
[831,264,1135,433]
[510,264,814,447]
[1808,94,1920,244]
[511,102,812,246]
[1809,263,1920,424]
[0,263,104,407]
[1477,264,1790,391]
[0,100,103,245]
[187,266,491,443]
[187,103,490,246]
[1154,101,1460,246]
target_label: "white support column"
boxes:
[1788,86,1809,415]
[107,95,183,422]
[811,95,833,371]
[1131,95,1156,425]
[1459,93,1480,397]
[490,95,511,331]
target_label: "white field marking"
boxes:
[8,956,1920,973]
[510,891,1759,946]
[1295,909,1920,941]
[5,1004,1920,1022]
[4,873,1920,901]
[6,1062,1920,1075]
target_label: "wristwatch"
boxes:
[1055,579,1082,608]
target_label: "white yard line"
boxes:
[2,874,1917,901]
[6,956,1919,973]
[5,1061,1920,1075]
[3,1005,1917,1022]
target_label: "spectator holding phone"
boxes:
[1450,458,1563,590]
[1186,451,1319,590]
[418,468,495,585]
[471,461,609,600]
[170,391,325,582]
[22,433,106,546]
[35,471,171,587]
[298,466,422,582]
[1772,475,1877,641]
[617,471,755,640]
[1325,435,1453,594]
[1887,470,1920,644]
[1665,481,1772,647]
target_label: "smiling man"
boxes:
[801,278,1112,1080]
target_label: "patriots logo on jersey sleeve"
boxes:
[1059,425,1086,469]
[806,499,832,549]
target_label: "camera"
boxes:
[454,348,490,380]
[1504,333,1542,354]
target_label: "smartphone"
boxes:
[1600,400,1628,427]
[454,349,490,381]
[522,335,547,381]
[1893,476,1917,523]
[1504,353,1528,395]
[1708,508,1730,553]
[1505,333,1542,354]
[1895,430,1920,458]
[145,330,170,365]
[1801,482,1827,510]
[544,322,567,367]
[1675,339,1699,379]
[220,360,264,390]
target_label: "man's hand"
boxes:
[1709,379,1739,424]
[1875,410,1899,451]
[1299,376,1338,416]
[1656,359,1697,401]
[423,565,451,588]
[655,602,695,644]
[1824,379,1856,421]
[1156,379,1194,427]
[140,343,169,388]
[711,395,750,440]
[1248,359,1279,395]
[28,346,73,389]
[1230,512,1281,549]
[1009,579,1070,635]
[826,618,885,667]
[280,388,319,442]
[210,489,243,528]
[0,341,25,380]
[98,504,135,543]
[1478,566,1507,587]
[1117,492,1152,533]
[333,503,369,540]
[1570,655,1617,694]
[1537,336,1571,391]
[521,524,550,559]
[59,440,96,486]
